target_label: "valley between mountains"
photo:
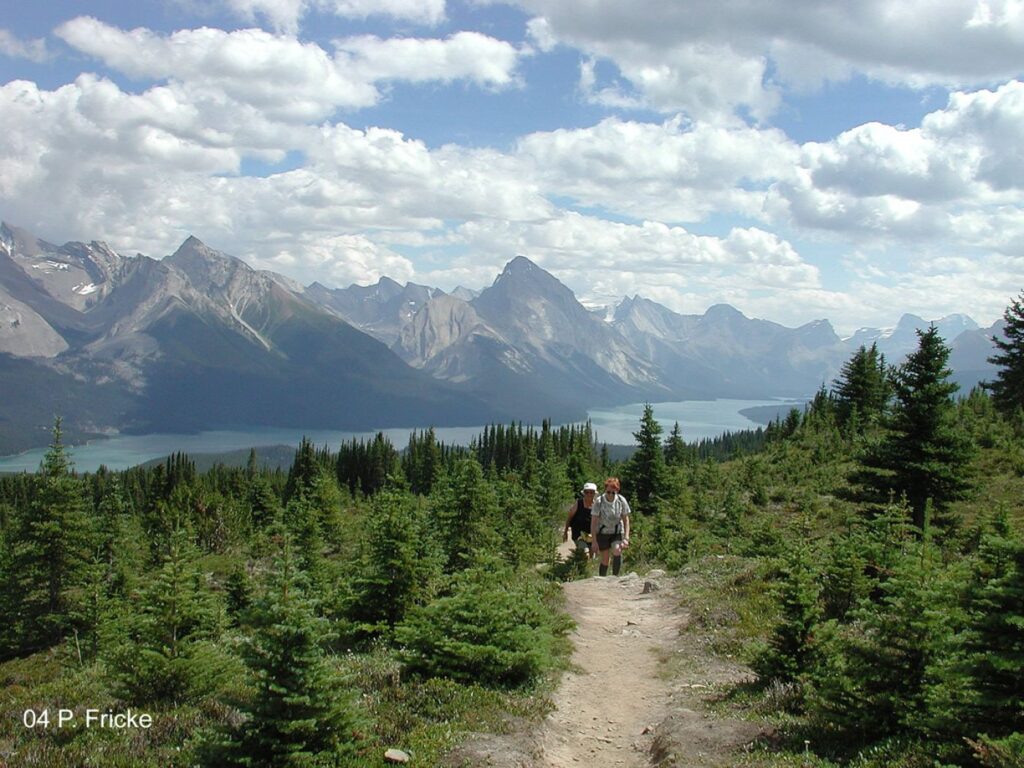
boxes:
[0,221,999,454]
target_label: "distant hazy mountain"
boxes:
[611,296,848,398]
[0,222,502,453]
[0,220,1005,453]
[394,256,674,418]
[847,313,981,361]
[305,277,443,346]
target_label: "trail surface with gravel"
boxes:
[446,550,767,768]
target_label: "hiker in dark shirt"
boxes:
[563,482,597,553]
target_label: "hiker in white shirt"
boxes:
[589,477,631,576]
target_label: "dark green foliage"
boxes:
[663,421,687,467]
[832,343,890,432]
[402,427,444,495]
[807,533,958,741]
[395,559,568,688]
[429,457,502,572]
[335,432,400,496]
[928,514,1024,742]
[103,527,237,705]
[987,290,1024,419]
[855,326,974,528]
[500,476,554,570]
[624,403,668,515]
[209,530,363,767]
[753,543,822,685]
[6,420,96,656]
[343,488,441,643]
[283,437,330,504]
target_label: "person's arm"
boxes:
[621,497,631,546]
[590,502,600,551]
[563,502,575,541]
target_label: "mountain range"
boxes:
[0,221,1002,454]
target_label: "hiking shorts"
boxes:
[596,532,622,551]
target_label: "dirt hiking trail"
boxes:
[537,572,677,766]
[447,558,767,768]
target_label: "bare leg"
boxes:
[611,541,624,575]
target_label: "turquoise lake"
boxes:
[0,398,799,473]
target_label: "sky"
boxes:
[1,1,1023,336]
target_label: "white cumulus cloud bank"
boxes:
[510,0,1024,120]
[54,17,522,120]
[2,14,1022,330]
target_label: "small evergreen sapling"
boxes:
[211,528,364,767]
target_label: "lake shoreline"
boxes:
[0,398,801,473]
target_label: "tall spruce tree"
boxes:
[753,542,822,684]
[10,419,95,654]
[832,343,890,432]
[663,421,687,467]
[856,327,973,529]
[430,457,501,572]
[625,404,668,515]
[986,290,1024,419]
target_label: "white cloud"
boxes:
[3,6,1020,334]
[0,29,49,63]
[225,0,445,34]
[55,17,522,121]
[56,18,379,119]
[501,0,1024,120]
[767,81,1024,247]
[517,116,798,221]
[260,232,416,286]
[455,213,817,289]
[335,32,523,90]
[322,0,446,25]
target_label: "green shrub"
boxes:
[396,560,569,688]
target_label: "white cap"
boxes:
[582,482,598,492]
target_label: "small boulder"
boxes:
[385,747,410,763]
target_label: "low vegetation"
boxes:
[1,292,1022,766]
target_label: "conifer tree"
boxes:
[663,421,687,467]
[10,418,95,653]
[396,557,564,687]
[624,404,667,515]
[856,327,974,528]
[535,429,572,517]
[987,290,1024,419]
[344,488,441,642]
[928,513,1024,741]
[808,531,957,739]
[104,527,236,704]
[832,343,890,432]
[500,476,551,569]
[210,529,363,767]
[430,457,501,572]
[283,437,322,503]
[754,542,822,684]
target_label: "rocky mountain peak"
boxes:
[483,256,578,311]
[165,236,252,291]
